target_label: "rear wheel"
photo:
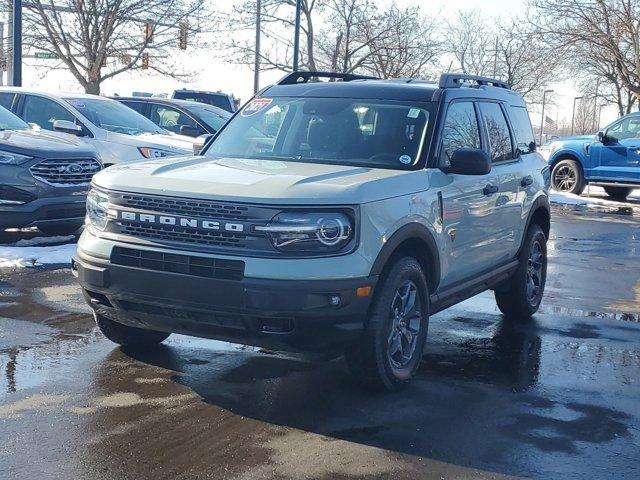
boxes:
[94,312,170,347]
[603,186,632,200]
[495,224,547,320]
[346,257,429,392]
[551,159,585,195]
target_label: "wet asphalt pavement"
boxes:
[1,206,639,480]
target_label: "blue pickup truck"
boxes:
[543,112,640,200]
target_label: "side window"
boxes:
[22,95,75,131]
[121,101,147,115]
[607,117,640,141]
[149,104,196,134]
[479,102,514,162]
[0,93,15,110]
[508,106,535,154]
[440,101,481,163]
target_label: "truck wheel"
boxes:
[94,312,170,347]
[495,224,547,320]
[346,257,429,392]
[551,159,585,195]
[603,186,632,200]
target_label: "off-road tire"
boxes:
[346,256,429,392]
[95,312,170,347]
[551,159,585,195]
[603,186,632,201]
[495,224,547,320]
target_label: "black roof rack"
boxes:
[277,71,379,85]
[439,73,510,90]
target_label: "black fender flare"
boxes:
[520,195,551,253]
[369,223,441,292]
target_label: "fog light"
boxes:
[329,295,341,306]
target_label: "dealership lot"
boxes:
[0,203,638,480]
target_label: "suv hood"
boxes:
[107,132,194,154]
[0,128,98,157]
[93,156,427,204]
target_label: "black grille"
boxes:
[30,158,102,186]
[119,224,248,249]
[120,194,251,219]
[112,247,245,280]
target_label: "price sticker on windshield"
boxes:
[241,98,273,117]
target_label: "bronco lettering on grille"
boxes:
[118,210,245,233]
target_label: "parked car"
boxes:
[113,97,232,138]
[543,112,640,199]
[0,105,102,235]
[172,89,237,113]
[0,89,194,166]
[75,71,550,391]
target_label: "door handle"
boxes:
[521,176,533,187]
[483,184,499,195]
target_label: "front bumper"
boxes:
[74,250,377,353]
[0,194,87,229]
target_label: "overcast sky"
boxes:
[3,0,618,129]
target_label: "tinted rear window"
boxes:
[509,106,535,153]
[0,93,15,110]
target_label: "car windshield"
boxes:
[188,104,231,131]
[0,105,30,131]
[204,97,434,169]
[66,97,165,135]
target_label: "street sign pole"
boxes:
[292,0,301,72]
[12,0,21,87]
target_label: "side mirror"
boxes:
[179,125,202,137]
[53,120,84,136]
[193,134,214,155]
[597,131,605,142]
[443,148,492,175]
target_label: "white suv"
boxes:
[0,89,194,166]
[74,72,551,391]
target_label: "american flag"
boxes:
[544,115,557,129]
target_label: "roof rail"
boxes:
[276,71,379,85]
[439,73,510,90]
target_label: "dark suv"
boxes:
[0,106,102,235]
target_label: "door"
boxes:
[477,101,524,260]
[591,115,640,182]
[437,100,505,286]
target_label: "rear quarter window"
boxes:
[509,106,536,154]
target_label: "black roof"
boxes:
[262,71,525,106]
[112,97,231,116]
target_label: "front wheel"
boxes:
[551,159,585,195]
[495,224,547,320]
[95,312,170,347]
[603,186,632,200]
[346,256,429,392]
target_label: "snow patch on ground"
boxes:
[0,243,77,268]
[550,185,640,211]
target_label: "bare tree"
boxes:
[572,97,596,134]
[21,0,216,94]
[446,10,560,103]
[230,0,322,72]
[530,0,640,105]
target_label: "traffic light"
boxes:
[179,22,188,50]
[145,21,153,44]
[142,52,149,69]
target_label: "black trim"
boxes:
[521,195,551,251]
[430,259,519,314]
[277,71,379,85]
[369,223,441,291]
[439,74,510,90]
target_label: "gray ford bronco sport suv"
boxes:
[74,72,550,391]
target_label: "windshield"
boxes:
[0,105,29,131]
[66,97,165,135]
[204,97,434,169]
[189,104,231,131]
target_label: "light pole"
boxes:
[539,89,553,145]
[570,96,583,136]
[11,0,21,87]
[292,0,302,72]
